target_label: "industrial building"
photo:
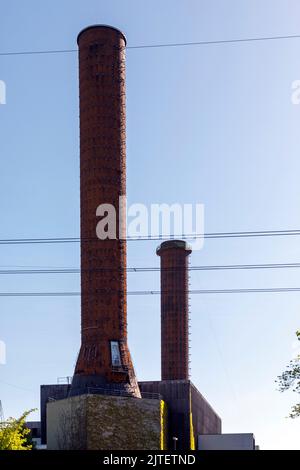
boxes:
[33,24,257,450]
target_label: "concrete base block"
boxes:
[47,394,167,450]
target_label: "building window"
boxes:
[110,341,121,367]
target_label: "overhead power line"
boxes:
[127,34,300,49]
[1,287,300,297]
[0,48,77,57]
[0,380,33,393]
[1,229,300,245]
[1,261,300,275]
[1,33,300,57]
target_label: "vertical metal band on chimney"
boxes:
[157,240,192,381]
[70,25,140,398]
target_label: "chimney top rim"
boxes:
[77,25,127,46]
[156,240,192,256]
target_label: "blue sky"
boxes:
[1,0,300,449]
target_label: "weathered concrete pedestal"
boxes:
[47,394,167,450]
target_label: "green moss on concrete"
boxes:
[47,394,167,450]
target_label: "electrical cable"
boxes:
[1,33,300,56]
[0,287,300,296]
[0,261,300,274]
[1,229,300,245]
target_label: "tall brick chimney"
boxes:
[70,25,140,398]
[157,240,192,381]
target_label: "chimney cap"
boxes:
[77,24,127,46]
[156,240,192,256]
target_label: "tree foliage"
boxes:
[277,331,300,418]
[0,409,35,450]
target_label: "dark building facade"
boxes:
[40,384,71,444]
[41,380,221,449]
[139,380,221,450]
